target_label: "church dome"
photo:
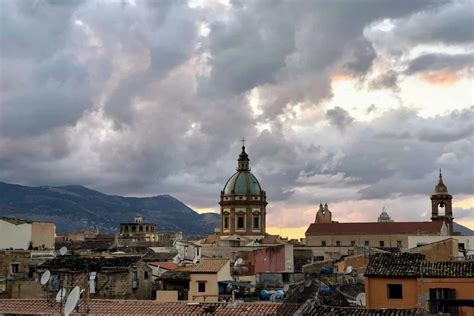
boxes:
[222,146,263,195]
[223,171,262,195]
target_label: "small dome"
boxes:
[222,145,263,195]
[223,171,262,195]
[434,170,448,194]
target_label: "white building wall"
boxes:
[0,220,32,250]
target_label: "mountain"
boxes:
[454,222,474,236]
[0,181,219,236]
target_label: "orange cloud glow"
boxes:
[420,72,460,85]
[331,74,352,82]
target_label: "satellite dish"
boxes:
[192,257,198,264]
[356,293,366,306]
[345,266,353,274]
[56,288,67,303]
[40,270,51,285]
[59,246,68,256]
[234,258,243,267]
[304,279,312,287]
[64,286,80,316]
[283,284,289,292]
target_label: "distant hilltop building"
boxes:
[118,214,158,243]
[305,170,455,249]
[377,208,394,223]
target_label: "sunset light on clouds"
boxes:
[0,0,472,238]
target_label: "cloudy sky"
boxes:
[1,0,473,237]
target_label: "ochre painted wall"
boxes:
[365,277,418,309]
[31,222,55,249]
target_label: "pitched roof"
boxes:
[149,261,178,271]
[159,270,190,281]
[302,305,422,315]
[184,258,230,273]
[365,253,474,278]
[305,221,443,236]
[0,299,300,315]
[142,251,177,262]
[365,253,424,277]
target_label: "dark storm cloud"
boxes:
[0,0,472,219]
[369,71,399,91]
[326,107,354,132]
[406,53,474,75]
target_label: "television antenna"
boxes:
[40,270,51,286]
[64,286,80,316]
[59,246,68,256]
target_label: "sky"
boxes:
[0,0,473,238]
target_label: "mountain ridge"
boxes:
[0,181,219,236]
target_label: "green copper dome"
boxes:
[222,145,263,195]
[223,171,262,195]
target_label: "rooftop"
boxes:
[306,221,443,236]
[302,305,422,315]
[39,256,141,272]
[0,299,299,315]
[183,258,230,273]
[0,216,52,225]
[365,253,474,278]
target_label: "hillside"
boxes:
[0,182,219,236]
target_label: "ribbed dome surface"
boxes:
[223,171,262,195]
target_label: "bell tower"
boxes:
[315,203,332,223]
[431,170,453,235]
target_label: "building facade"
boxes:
[118,215,158,243]
[0,217,55,250]
[219,145,267,237]
[305,172,454,247]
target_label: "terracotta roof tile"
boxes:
[184,258,230,273]
[305,221,443,236]
[149,262,178,270]
[0,299,299,315]
[302,305,422,315]
[365,253,474,278]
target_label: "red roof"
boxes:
[149,262,178,270]
[305,221,443,236]
[0,299,300,315]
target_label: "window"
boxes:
[397,240,402,248]
[223,215,229,229]
[11,264,19,274]
[253,215,260,230]
[237,216,245,229]
[364,241,369,247]
[198,281,206,293]
[139,226,143,232]
[196,247,200,257]
[429,288,456,315]
[144,271,149,280]
[321,241,326,247]
[379,241,385,247]
[132,271,138,289]
[387,284,403,299]
[458,243,465,251]
[314,256,325,262]
[336,241,341,247]
[351,241,356,247]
